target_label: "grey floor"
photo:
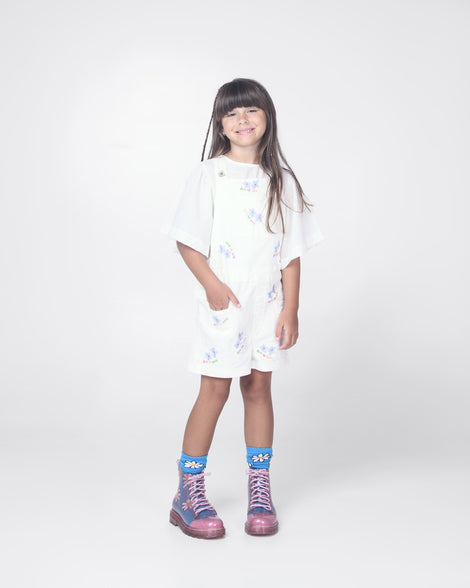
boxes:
[2,427,469,588]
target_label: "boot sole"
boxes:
[245,521,279,536]
[169,509,225,539]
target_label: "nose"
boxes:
[237,112,248,125]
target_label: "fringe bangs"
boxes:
[214,80,270,120]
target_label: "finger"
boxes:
[208,299,227,311]
[291,332,299,348]
[275,319,283,341]
[279,328,289,349]
[228,289,241,308]
[280,329,296,350]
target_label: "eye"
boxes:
[248,108,258,113]
[225,112,236,117]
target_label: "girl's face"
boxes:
[221,106,267,152]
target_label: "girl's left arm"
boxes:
[276,257,300,350]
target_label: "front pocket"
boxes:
[195,284,236,329]
[206,304,232,327]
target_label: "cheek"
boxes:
[257,118,267,136]
[257,113,267,132]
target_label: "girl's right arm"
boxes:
[176,242,241,311]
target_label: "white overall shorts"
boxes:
[188,156,287,378]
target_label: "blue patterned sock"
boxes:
[246,446,273,469]
[179,452,208,474]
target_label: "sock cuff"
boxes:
[246,446,273,469]
[180,452,208,474]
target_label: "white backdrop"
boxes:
[1,1,469,586]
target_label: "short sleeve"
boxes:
[280,173,324,270]
[163,163,214,257]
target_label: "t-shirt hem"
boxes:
[165,228,209,258]
[280,234,324,270]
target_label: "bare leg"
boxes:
[182,375,232,457]
[239,370,273,447]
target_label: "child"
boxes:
[165,78,323,538]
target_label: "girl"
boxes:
[166,78,323,539]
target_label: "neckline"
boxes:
[221,155,260,167]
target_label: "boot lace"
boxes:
[182,472,216,517]
[248,469,273,512]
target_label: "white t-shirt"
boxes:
[165,155,323,271]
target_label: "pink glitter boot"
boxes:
[245,468,278,536]
[169,464,225,539]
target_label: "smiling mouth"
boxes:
[236,128,255,135]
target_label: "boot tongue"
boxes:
[187,476,216,518]
[248,470,273,513]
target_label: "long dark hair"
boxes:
[201,78,311,233]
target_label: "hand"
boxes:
[275,308,299,350]
[175,242,241,311]
[205,280,241,311]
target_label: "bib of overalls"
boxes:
[208,156,283,287]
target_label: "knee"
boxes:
[240,375,271,405]
[201,377,231,407]
[214,386,230,407]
